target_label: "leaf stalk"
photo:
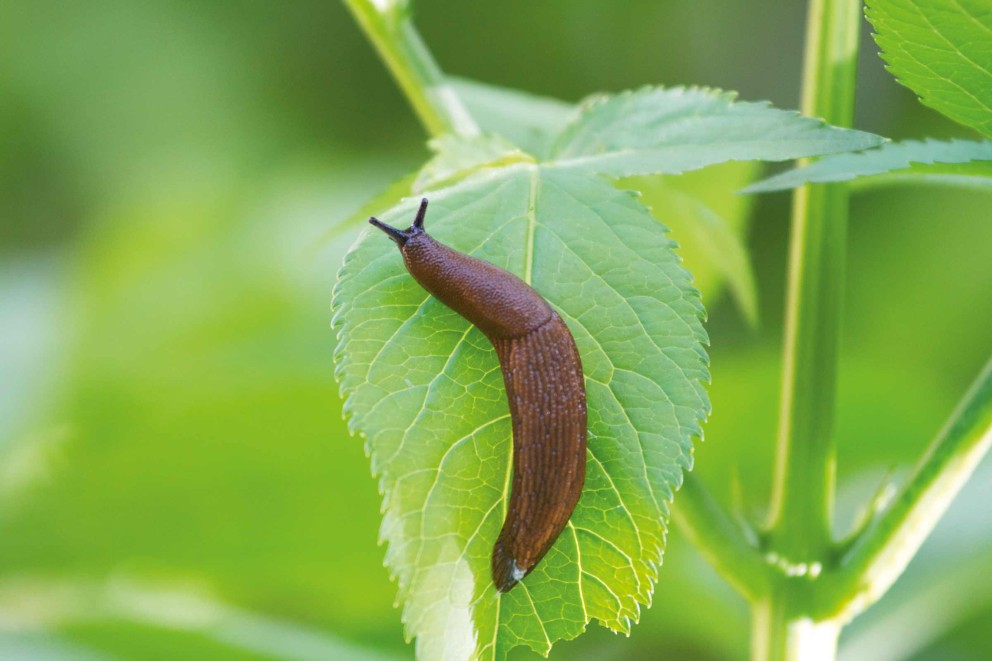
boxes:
[342,0,480,138]
[672,474,770,601]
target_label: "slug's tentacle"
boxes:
[370,199,587,593]
[368,198,427,246]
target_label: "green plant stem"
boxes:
[766,0,860,563]
[342,0,480,138]
[752,587,841,661]
[824,357,992,620]
[758,0,861,657]
[672,475,770,601]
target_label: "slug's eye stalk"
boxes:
[368,217,409,246]
[369,198,430,247]
[412,197,428,229]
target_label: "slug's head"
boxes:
[369,197,429,248]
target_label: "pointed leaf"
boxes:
[867,0,992,138]
[414,134,531,192]
[332,164,708,660]
[447,82,764,323]
[449,77,578,158]
[744,138,992,191]
[546,87,883,178]
[659,189,759,327]
[624,162,760,326]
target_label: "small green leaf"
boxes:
[332,164,708,660]
[547,86,884,178]
[414,134,531,192]
[449,78,578,158]
[867,0,992,138]
[624,161,760,326]
[659,189,759,328]
[744,138,992,192]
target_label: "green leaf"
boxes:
[414,134,531,192]
[867,0,992,138]
[332,164,708,660]
[449,77,578,159]
[743,138,992,192]
[312,134,530,252]
[624,161,760,326]
[658,188,759,327]
[333,81,882,658]
[547,87,884,178]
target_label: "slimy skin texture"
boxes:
[370,199,587,593]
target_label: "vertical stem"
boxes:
[757,0,861,658]
[766,0,861,561]
[343,0,480,138]
[752,587,841,661]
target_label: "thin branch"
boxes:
[824,356,992,620]
[343,0,480,138]
[673,474,770,601]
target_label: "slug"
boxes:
[370,198,587,593]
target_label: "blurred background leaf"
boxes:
[1,1,990,659]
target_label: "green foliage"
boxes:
[449,84,883,180]
[415,134,528,190]
[747,2,992,194]
[867,0,992,139]
[334,167,709,658]
[434,84,764,327]
[746,138,992,191]
[826,358,992,622]
[331,83,882,658]
[5,0,992,659]
[628,163,761,327]
[449,78,579,159]
[548,87,883,177]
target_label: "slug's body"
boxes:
[370,199,586,593]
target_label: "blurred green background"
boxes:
[1,1,990,659]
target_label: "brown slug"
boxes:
[370,198,587,593]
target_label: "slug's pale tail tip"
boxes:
[492,542,528,593]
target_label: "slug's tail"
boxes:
[492,538,529,593]
[489,315,587,593]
